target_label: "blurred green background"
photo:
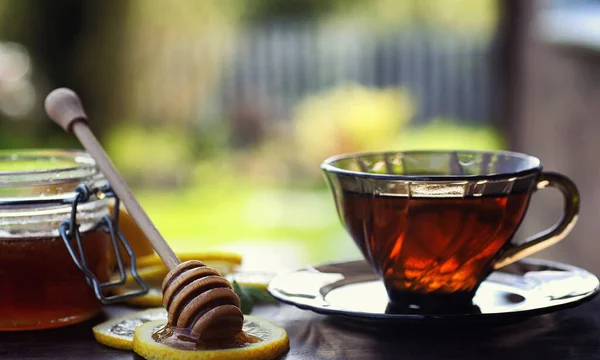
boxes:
[0,0,506,271]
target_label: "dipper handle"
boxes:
[45,88,180,270]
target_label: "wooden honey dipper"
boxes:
[44,88,244,339]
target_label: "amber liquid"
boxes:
[152,325,260,351]
[341,191,530,306]
[0,230,112,330]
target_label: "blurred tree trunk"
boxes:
[0,0,129,143]
[506,0,600,275]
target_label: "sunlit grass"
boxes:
[136,181,354,268]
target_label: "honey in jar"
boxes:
[0,149,114,330]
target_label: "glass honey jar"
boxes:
[0,149,147,331]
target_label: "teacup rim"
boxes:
[320,149,542,181]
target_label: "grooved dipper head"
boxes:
[162,260,244,339]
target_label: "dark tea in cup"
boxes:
[321,151,579,309]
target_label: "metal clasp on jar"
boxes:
[59,184,148,304]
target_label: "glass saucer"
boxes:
[267,258,599,324]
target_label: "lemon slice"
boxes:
[133,317,289,360]
[226,272,276,291]
[109,202,155,266]
[137,265,168,280]
[109,265,165,307]
[113,265,166,284]
[136,252,242,273]
[129,260,238,281]
[92,308,167,350]
[116,287,164,307]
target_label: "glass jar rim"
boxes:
[0,149,98,188]
[0,149,109,238]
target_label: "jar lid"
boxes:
[0,149,109,238]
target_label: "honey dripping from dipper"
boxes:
[157,260,259,350]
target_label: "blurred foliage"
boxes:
[292,84,414,180]
[120,0,245,128]
[228,84,505,186]
[397,119,507,151]
[343,0,498,35]
[104,81,506,191]
[245,0,498,36]
[243,0,341,21]
[104,123,195,188]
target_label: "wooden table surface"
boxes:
[1,298,600,360]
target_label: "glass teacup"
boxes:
[321,150,579,310]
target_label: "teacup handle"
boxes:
[493,172,580,270]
